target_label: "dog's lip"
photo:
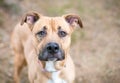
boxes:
[48,57,57,61]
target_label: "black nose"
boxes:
[46,42,59,54]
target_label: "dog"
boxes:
[11,11,83,83]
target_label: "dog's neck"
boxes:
[45,61,67,83]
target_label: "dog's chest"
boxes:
[48,71,66,83]
[45,61,67,83]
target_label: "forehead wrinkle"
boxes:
[50,18,56,31]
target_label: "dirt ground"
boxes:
[0,0,120,83]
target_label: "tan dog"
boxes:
[11,11,83,83]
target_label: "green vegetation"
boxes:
[0,0,20,14]
[0,14,3,26]
[0,0,9,9]
[71,29,85,45]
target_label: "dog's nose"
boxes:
[46,42,59,54]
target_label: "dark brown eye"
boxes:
[37,31,47,37]
[58,31,67,37]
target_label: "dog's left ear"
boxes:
[63,14,83,28]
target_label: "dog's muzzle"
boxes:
[38,42,65,61]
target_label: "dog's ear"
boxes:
[63,14,83,28]
[21,11,40,29]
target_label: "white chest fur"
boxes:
[45,61,67,83]
[48,71,66,83]
[45,61,57,72]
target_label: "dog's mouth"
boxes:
[47,57,57,61]
[38,50,65,61]
[38,42,65,61]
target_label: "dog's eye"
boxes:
[37,31,47,37]
[58,31,67,37]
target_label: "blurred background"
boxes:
[0,0,120,83]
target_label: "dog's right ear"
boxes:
[21,11,40,30]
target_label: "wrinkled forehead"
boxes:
[33,16,71,32]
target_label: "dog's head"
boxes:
[21,11,83,71]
